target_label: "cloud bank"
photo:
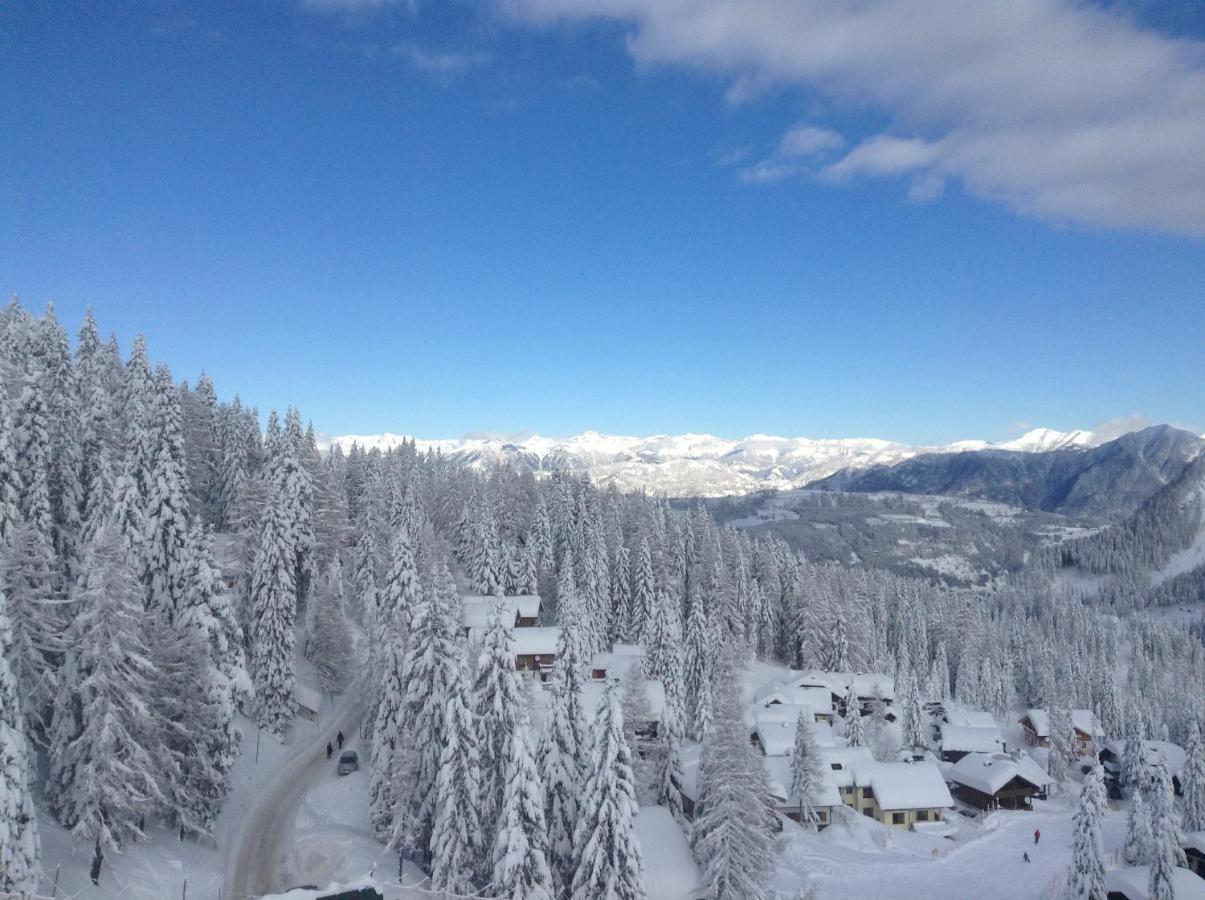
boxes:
[506,0,1205,236]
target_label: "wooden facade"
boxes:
[954,774,1046,811]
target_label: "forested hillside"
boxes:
[1,300,1203,899]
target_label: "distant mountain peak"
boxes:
[320,425,1125,498]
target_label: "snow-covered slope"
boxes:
[321,427,1103,498]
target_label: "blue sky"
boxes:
[2,1,1203,444]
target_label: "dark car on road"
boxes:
[337,749,359,775]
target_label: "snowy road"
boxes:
[226,699,366,900]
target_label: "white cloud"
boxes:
[505,0,1205,236]
[778,124,843,158]
[393,45,492,78]
[738,159,799,184]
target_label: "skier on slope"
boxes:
[1033,829,1040,845]
[326,742,334,760]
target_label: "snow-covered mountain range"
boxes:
[321,426,1101,498]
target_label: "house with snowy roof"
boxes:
[590,643,643,681]
[1184,831,1205,879]
[787,670,895,720]
[762,755,844,829]
[1104,864,1205,900]
[946,751,1053,810]
[511,626,560,680]
[1098,739,1188,798]
[818,747,952,830]
[751,716,836,757]
[756,682,835,723]
[461,593,541,636]
[938,724,1006,762]
[583,673,664,739]
[1019,708,1099,756]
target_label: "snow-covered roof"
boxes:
[753,719,836,757]
[294,683,321,713]
[820,746,878,788]
[1104,865,1205,900]
[1020,708,1098,738]
[1100,740,1187,777]
[756,683,834,715]
[942,707,997,729]
[511,626,560,657]
[939,725,1004,754]
[762,756,843,809]
[786,670,895,701]
[634,806,707,900]
[461,594,542,629]
[864,762,954,810]
[1183,830,1205,854]
[946,752,1053,795]
[591,647,645,679]
[612,642,642,657]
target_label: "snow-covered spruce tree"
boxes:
[569,677,646,900]
[429,640,481,896]
[683,589,714,742]
[1064,765,1107,900]
[1148,762,1186,899]
[900,668,928,752]
[281,408,317,611]
[14,361,55,553]
[144,366,191,613]
[491,704,555,900]
[249,473,298,736]
[0,585,40,896]
[353,525,379,630]
[63,522,166,869]
[37,307,85,584]
[1122,721,1149,799]
[369,622,405,841]
[628,538,655,644]
[473,602,524,862]
[3,517,62,740]
[398,562,458,860]
[145,609,230,839]
[0,380,24,546]
[791,710,825,830]
[178,522,254,717]
[540,556,593,899]
[1123,789,1152,865]
[621,663,655,804]
[654,696,687,826]
[693,644,776,900]
[927,642,951,702]
[1048,702,1074,787]
[308,557,353,696]
[844,686,866,748]
[45,649,81,824]
[182,373,221,526]
[1183,719,1205,832]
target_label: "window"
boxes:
[916,810,928,822]
[863,808,874,818]
[862,787,873,800]
[831,763,843,770]
[892,812,905,825]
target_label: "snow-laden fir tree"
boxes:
[144,366,191,613]
[0,380,24,545]
[1180,719,1205,831]
[45,649,81,824]
[249,472,298,736]
[62,522,166,868]
[1123,789,1152,865]
[693,644,776,900]
[654,695,687,827]
[540,556,593,899]
[14,362,54,555]
[0,585,40,896]
[491,703,555,900]
[308,556,353,696]
[844,685,866,748]
[146,609,231,839]
[620,663,655,804]
[683,587,714,742]
[899,667,928,752]
[37,308,85,584]
[369,623,405,840]
[927,642,951,702]
[1122,720,1149,799]
[790,710,825,830]
[628,538,655,644]
[3,517,62,740]
[473,602,524,861]
[569,677,646,900]
[1064,765,1107,900]
[1048,701,1074,787]
[1147,762,1184,900]
[429,639,481,896]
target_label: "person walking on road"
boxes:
[1033,829,1040,845]
[337,731,345,750]
[326,742,333,760]
[1023,852,1030,863]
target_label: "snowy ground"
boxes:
[776,802,1127,900]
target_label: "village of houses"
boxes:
[459,592,1205,900]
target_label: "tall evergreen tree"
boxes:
[62,523,166,871]
[429,641,481,896]
[1148,763,1185,900]
[474,602,524,860]
[308,557,353,696]
[0,379,24,546]
[369,622,405,841]
[491,704,555,900]
[0,586,40,896]
[3,518,62,740]
[1064,766,1107,900]
[1123,789,1152,865]
[570,677,646,900]
[790,711,825,830]
[144,366,191,613]
[249,475,298,736]
[1181,719,1205,832]
[844,686,866,748]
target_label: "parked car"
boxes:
[337,750,359,775]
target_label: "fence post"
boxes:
[50,864,61,898]
[181,877,187,900]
